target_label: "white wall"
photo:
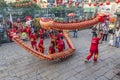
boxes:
[4,0,16,3]
[99,2,118,15]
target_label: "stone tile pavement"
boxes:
[0,29,120,80]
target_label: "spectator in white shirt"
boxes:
[115,27,120,48]
[109,32,114,46]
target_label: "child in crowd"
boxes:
[38,37,44,53]
[109,33,114,46]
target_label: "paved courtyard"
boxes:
[0,29,120,80]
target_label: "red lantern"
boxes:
[106,1,110,5]
[63,2,67,5]
[33,0,37,3]
[115,0,120,4]
[88,3,92,6]
[116,0,119,4]
[75,2,79,6]
[93,3,96,6]
[69,1,72,5]
[99,2,103,6]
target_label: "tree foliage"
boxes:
[0,0,7,8]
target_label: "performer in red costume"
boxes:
[25,26,31,38]
[12,28,17,33]
[30,33,37,50]
[48,43,56,54]
[38,37,44,53]
[56,30,63,49]
[49,31,55,46]
[57,36,65,52]
[39,29,44,38]
[85,30,103,62]
[7,29,13,41]
[56,30,63,40]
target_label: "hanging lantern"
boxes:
[93,3,96,6]
[33,0,37,3]
[115,0,120,4]
[75,2,79,6]
[58,0,62,5]
[106,1,110,5]
[88,3,92,6]
[115,0,119,4]
[69,1,72,5]
[99,2,103,6]
[63,2,67,5]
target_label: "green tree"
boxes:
[0,0,7,9]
